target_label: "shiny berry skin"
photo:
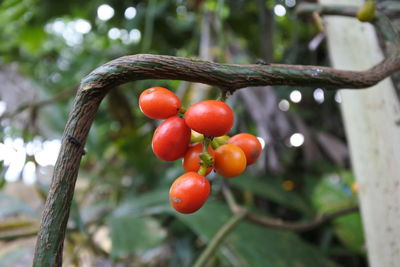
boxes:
[228,133,262,165]
[139,87,181,120]
[214,144,246,178]
[183,143,215,175]
[184,100,234,137]
[152,116,191,161]
[169,172,210,214]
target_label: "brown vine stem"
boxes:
[221,183,358,232]
[33,14,399,266]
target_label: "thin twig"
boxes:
[222,183,358,232]
[0,85,77,120]
[192,209,247,267]
[246,206,358,232]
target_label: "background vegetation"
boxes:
[1,0,398,266]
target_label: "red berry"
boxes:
[169,172,210,214]
[183,143,215,175]
[228,133,262,165]
[185,100,234,137]
[152,116,191,161]
[214,144,246,178]
[139,87,181,120]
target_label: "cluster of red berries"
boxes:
[139,87,263,214]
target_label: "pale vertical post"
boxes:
[319,0,400,266]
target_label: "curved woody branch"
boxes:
[33,15,400,267]
[222,182,358,232]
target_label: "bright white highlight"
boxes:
[23,161,36,184]
[45,18,91,46]
[274,4,286,17]
[4,140,26,182]
[290,133,304,147]
[0,137,61,184]
[313,88,325,103]
[0,101,6,116]
[124,7,137,19]
[129,29,141,43]
[97,4,115,21]
[285,0,296,7]
[74,19,92,34]
[278,99,290,111]
[51,20,65,33]
[108,28,121,40]
[335,92,342,103]
[257,137,266,150]
[290,90,302,103]
[34,139,61,167]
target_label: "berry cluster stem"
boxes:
[178,106,186,116]
[218,89,229,102]
[198,136,214,176]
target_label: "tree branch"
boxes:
[33,15,399,265]
[296,3,359,18]
[82,52,399,92]
[221,183,358,232]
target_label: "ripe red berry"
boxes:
[152,116,191,161]
[182,143,215,175]
[228,133,262,165]
[214,144,246,178]
[139,87,181,120]
[169,172,210,214]
[184,100,234,137]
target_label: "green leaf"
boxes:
[311,172,364,254]
[107,190,170,259]
[334,213,365,254]
[175,200,338,267]
[112,189,170,217]
[311,173,357,214]
[108,215,167,259]
[229,174,311,214]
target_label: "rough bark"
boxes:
[81,54,400,92]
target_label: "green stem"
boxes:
[198,136,213,176]
[179,106,187,115]
[190,134,204,144]
[202,136,212,154]
[218,89,229,102]
[193,209,247,267]
[198,165,208,176]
